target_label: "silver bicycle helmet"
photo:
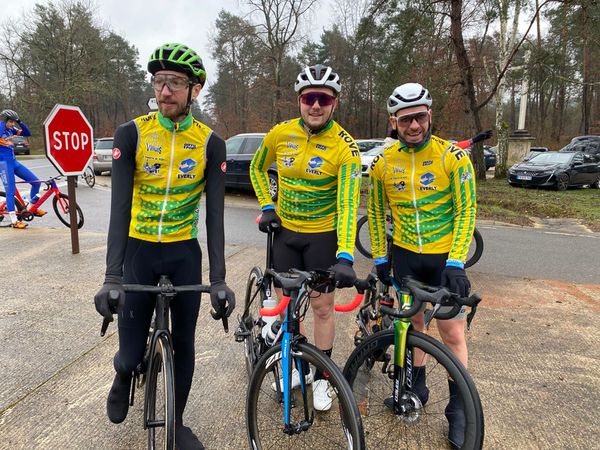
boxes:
[294,64,341,95]
[1,109,19,121]
[387,83,432,114]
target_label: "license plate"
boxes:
[517,175,532,180]
[102,155,112,161]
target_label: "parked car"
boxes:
[507,151,600,190]
[225,133,279,200]
[360,145,385,175]
[466,145,496,170]
[13,135,30,155]
[356,139,385,153]
[558,135,600,162]
[93,137,114,175]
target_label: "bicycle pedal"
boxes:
[234,329,250,342]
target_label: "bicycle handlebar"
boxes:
[258,268,376,317]
[379,277,482,323]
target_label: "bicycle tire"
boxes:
[464,228,484,269]
[83,167,96,188]
[355,215,372,259]
[52,192,84,229]
[145,333,175,450]
[247,341,365,449]
[343,329,484,449]
[242,266,266,377]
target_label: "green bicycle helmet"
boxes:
[148,43,206,85]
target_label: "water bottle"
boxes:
[264,320,282,346]
[261,297,277,343]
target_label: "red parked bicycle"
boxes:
[0,176,84,228]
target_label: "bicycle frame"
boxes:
[0,177,62,216]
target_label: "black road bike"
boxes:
[100,276,210,450]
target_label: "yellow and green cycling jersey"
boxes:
[250,118,362,259]
[368,135,477,263]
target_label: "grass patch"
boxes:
[477,177,600,231]
[360,176,600,232]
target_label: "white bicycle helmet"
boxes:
[387,83,432,114]
[294,64,341,95]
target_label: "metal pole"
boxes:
[67,175,80,254]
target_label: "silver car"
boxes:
[93,137,114,175]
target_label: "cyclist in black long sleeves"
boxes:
[93,43,235,450]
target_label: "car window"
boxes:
[226,136,245,155]
[241,137,264,155]
[573,154,584,164]
[95,139,114,150]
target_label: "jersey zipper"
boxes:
[410,150,423,252]
[158,129,177,241]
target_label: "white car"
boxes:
[356,139,385,153]
[360,145,385,175]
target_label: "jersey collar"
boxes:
[297,117,334,135]
[157,111,193,132]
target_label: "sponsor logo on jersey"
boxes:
[420,172,435,185]
[460,172,472,183]
[315,144,326,151]
[449,146,467,161]
[221,161,227,173]
[393,166,405,174]
[419,185,438,191]
[143,161,161,176]
[112,147,121,159]
[308,157,324,169]
[183,143,197,150]
[282,156,295,167]
[145,132,163,154]
[394,180,406,191]
[351,169,361,178]
[286,142,298,150]
[423,160,433,166]
[179,158,197,173]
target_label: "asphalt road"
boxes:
[12,157,600,284]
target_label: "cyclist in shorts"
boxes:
[0,109,46,229]
[250,64,362,411]
[368,83,477,449]
[93,43,235,450]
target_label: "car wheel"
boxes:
[591,174,600,189]
[268,172,278,201]
[94,170,102,175]
[556,173,569,191]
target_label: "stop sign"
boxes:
[44,104,94,176]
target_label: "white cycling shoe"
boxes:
[312,379,334,411]
[271,367,314,392]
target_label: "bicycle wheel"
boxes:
[343,329,484,449]
[355,215,372,259]
[145,333,175,450]
[465,228,484,269]
[247,341,365,449]
[52,192,84,229]
[241,266,266,377]
[83,166,96,188]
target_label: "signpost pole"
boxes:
[67,176,80,254]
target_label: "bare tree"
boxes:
[247,0,318,122]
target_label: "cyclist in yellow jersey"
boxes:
[93,43,234,450]
[368,83,477,449]
[250,64,361,411]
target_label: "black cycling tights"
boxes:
[114,237,202,426]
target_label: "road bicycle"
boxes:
[80,166,96,188]
[235,230,373,449]
[355,213,484,269]
[0,176,84,228]
[100,276,210,450]
[342,276,484,449]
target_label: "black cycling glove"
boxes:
[375,261,392,286]
[330,258,357,289]
[440,266,471,297]
[258,209,281,233]
[210,281,236,319]
[94,274,125,321]
[471,129,493,145]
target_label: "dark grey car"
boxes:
[225,133,278,200]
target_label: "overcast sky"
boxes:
[6,0,331,94]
